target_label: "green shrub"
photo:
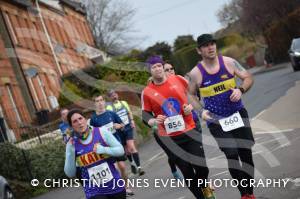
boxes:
[0,140,66,198]
[134,115,150,138]
[172,44,199,75]
[58,61,150,107]
[58,79,87,107]
[27,140,66,181]
[0,143,29,181]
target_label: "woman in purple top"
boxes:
[64,109,126,199]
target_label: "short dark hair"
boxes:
[67,109,84,126]
[163,61,172,68]
[60,108,68,114]
[93,94,103,101]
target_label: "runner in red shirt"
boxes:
[141,55,213,199]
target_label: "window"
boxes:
[3,12,19,45]
[5,85,22,123]
[36,75,50,110]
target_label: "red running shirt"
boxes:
[142,75,195,136]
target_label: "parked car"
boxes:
[288,37,300,71]
[0,176,14,199]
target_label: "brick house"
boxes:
[0,0,105,140]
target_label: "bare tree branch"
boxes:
[81,0,139,54]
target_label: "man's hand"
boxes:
[148,115,167,126]
[113,123,124,130]
[130,120,136,128]
[183,104,193,115]
[230,88,242,102]
[202,109,213,121]
[156,115,167,124]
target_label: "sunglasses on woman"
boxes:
[164,67,174,72]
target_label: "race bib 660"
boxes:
[219,112,245,132]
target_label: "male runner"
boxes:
[106,90,145,176]
[189,34,255,199]
[142,55,213,199]
[90,95,134,196]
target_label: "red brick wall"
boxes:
[0,1,95,99]
[39,4,94,73]
[0,34,31,139]
[0,1,97,139]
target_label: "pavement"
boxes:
[248,63,289,75]
[251,80,300,131]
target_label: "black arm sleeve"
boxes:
[142,110,154,127]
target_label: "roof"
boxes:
[59,0,86,15]
[10,0,32,7]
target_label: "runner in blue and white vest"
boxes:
[106,90,145,176]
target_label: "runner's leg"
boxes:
[154,132,205,199]
[238,147,255,195]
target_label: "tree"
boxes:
[239,0,300,34]
[140,42,172,61]
[81,0,137,54]
[216,0,242,27]
[239,0,300,62]
[173,35,196,52]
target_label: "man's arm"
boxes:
[224,57,254,102]
[186,69,203,110]
[142,110,154,127]
[112,112,125,130]
[226,57,254,92]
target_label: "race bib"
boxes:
[100,122,116,134]
[88,162,113,184]
[164,115,185,134]
[219,112,245,132]
[120,115,130,125]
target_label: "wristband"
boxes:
[238,87,245,94]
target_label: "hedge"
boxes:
[0,140,66,198]
[171,44,199,75]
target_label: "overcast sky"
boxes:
[127,0,228,49]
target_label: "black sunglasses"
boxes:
[164,67,174,72]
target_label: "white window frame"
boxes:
[5,84,22,123]
[3,12,19,45]
[36,75,51,110]
[27,76,42,110]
